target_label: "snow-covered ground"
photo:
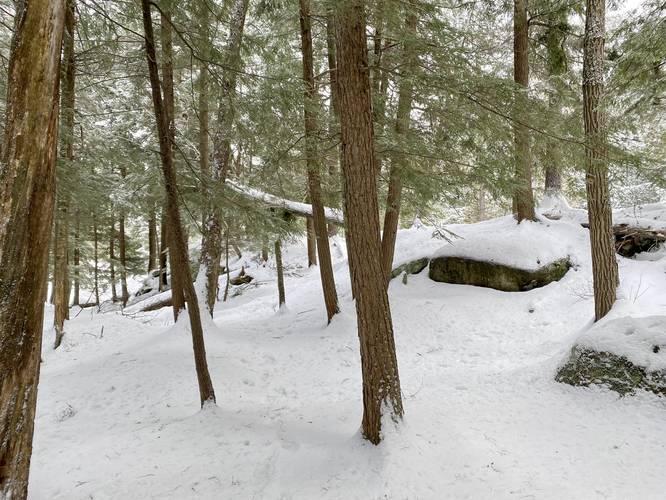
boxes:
[29,207,666,499]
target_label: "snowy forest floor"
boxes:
[30,207,666,499]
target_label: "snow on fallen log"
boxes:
[226,180,344,226]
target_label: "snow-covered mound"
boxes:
[557,316,666,395]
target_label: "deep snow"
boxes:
[29,207,666,499]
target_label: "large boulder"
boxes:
[556,316,666,396]
[428,256,571,292]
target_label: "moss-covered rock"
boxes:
[390,257,429,281]
[556,346,666,396]
[428,256,571,292]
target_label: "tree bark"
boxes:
[334,0,404,444]
[583,0,618,321]
[0,1,65,497]
[512,0,536,222]
[299,0,339,322]
[275,239,286,308]
[200,0,249,316]
[544,7,567,194]
[141,0,216,406]
[73,209,80,306]
[148,205,157,272]
[109,221,118,302]
[306,215,317,267]
[118,168,129,307]
[159,208,168,291]
[160,8,185,320]
[381,3,418,284]
[54,0,76,347]
[93,216,100,306]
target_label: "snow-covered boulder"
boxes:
[556,316,666,396]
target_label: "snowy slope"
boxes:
[29,208,666,499]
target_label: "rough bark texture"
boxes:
[512,0,536,222]
[334,0,404,444]
[306,215,317,267]
[160,9,185,320]
[200,0,248,316]
[544,7,567,194]
[54,0,76,348]
[583,0,618,321]
[159,209,168,291]
[0,1,65,497]
[141,0,216,406]
[275,239,286,308]
[299,0,339,322]
[381,3,417,283]
[73,209,80,306]
[118,168,129,307]
[93,217,100,305]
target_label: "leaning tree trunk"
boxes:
[275,239,286,308]
[512,0,536,222]
[200,0,249,316]
[381,2,418,284]
[54,0,76,348]
[583,0,618,321]
[334,0,404,444]
[299,0,339,323]
[160,9,185,320]
[0,1,65,497]
[141,0,216,406]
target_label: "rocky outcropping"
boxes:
[428,256,571,292]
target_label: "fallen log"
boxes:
[581,223,666,257]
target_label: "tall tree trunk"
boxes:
[141,0,216,406]
[275,239,286,308]
[0,2,65,497]
[148,205,157,272]
[73,209,80,306]
[198,0,210,238]
[54,0,76,348]
[160,8,185,320]
[334,0,404,444]
[159,208,168,291]
[325,12,341,237]
[200,0,249,316]
[512,0,536,222]
[299,0,339,322]
[381,3,418,283]
[583,0,617,321]
[109,221,118,302]
[544,7,567,195]
[93,216,100,306]
[118,212,129,306]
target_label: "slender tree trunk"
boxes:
[54,0,76,348]
[109,222,118,302]
[512,0,536,222]
[118,213,129,306]
[334,0,404,444]
[198,0,210,237]
[299,0,339,322]
[0,2,65,496]
[223,231,230,302]
[141,0,216,406]
[159,208,168,291]
[160,8,185,320]
[325,12,341,237]
[544,8,567,195]
[261,239,269,263]
[73,209,80,306]
[200,0,249,316]
[381,3,418,283]
[583,0,618,321]
[275,239,286,308]
[93,216,100,306]
[148,206,157,272]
